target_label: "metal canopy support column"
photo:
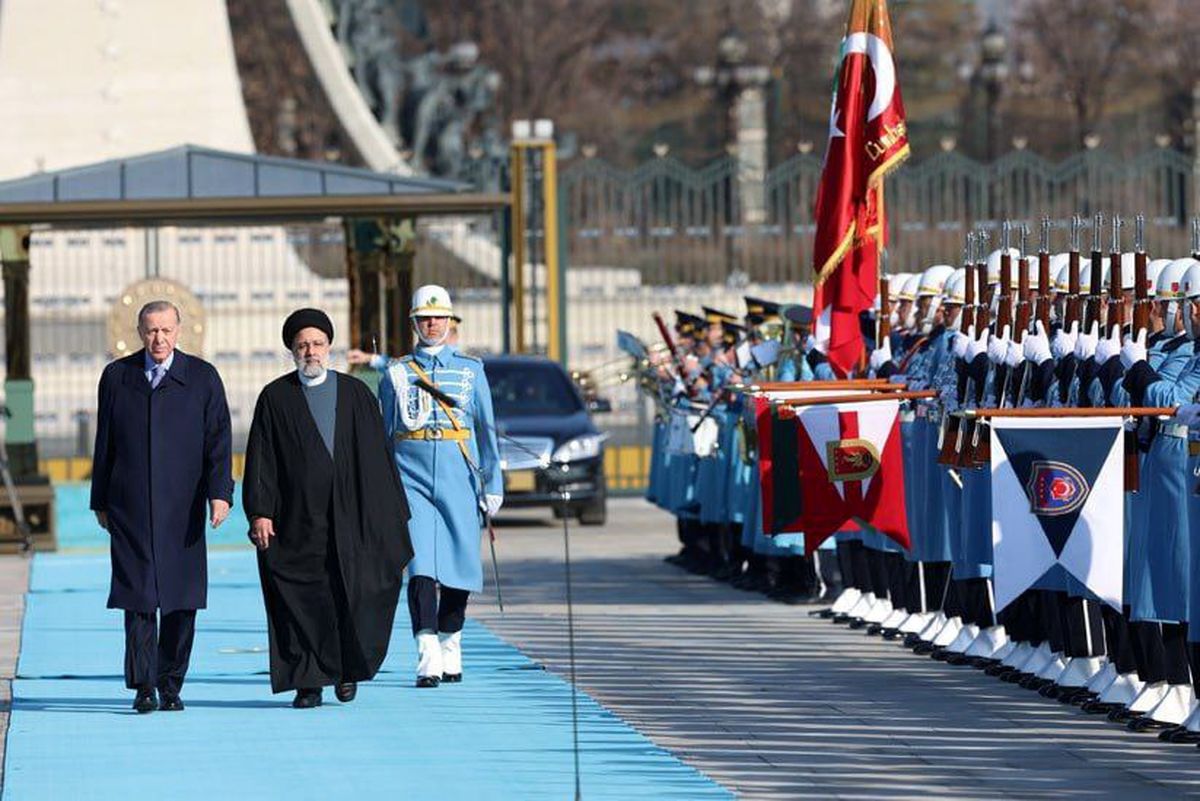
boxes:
[509,148,527,353]
[0,225,39,481]
[346,217,416,364]
[511,136,565,363]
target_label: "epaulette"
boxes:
[398,354,415,363]
[454,351,481,363]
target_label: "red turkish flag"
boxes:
[812,0,909,378]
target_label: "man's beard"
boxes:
[295,356,327,378]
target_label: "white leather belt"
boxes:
[1161,423,1189,439]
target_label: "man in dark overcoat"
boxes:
[243,308,412,709]
[90,300,233,713]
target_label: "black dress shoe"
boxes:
[1081,700,1120,714]
[334,682,357,703]
[1158,725,1200,743]
[985,663,1015,677]
[1108,708,1140,723]
[865,623,884,636]
[812,608,836,619]
[133,687,157,714]
[1127,715,1170,732]
[442,673,462,683]
[292,688,323,709]
[158,693,184,712]
[415,676,440,689]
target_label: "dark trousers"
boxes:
[124,609,196,695]
[408,575,470,636]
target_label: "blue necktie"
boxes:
[150,364,166,389]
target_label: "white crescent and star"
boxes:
[827,32,898,140]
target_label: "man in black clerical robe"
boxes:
[243,308,413,708]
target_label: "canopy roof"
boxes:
[0,145,507,225]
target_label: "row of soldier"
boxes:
[641,213,1200,742]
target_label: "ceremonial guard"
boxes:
[379,285,504,688]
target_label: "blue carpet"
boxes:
[4,551,731,801]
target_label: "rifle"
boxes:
[1108,215,1125,330]
[1037,216,1052,332]
[652,312,696,398]
[878,273,890,349]
[1132,214,1149,337]
[1013,224,1034,406]
[1066,215,1083,328]
[1086,212,1105,330]
[939,232,976,464]
[959,229,991,467]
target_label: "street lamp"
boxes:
[978,20,1009,162]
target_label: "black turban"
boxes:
[282,308,334,348]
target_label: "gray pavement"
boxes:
[0,556,28,791]
[475,498,1200,800]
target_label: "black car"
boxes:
[482,354,608,525]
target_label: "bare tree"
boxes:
[1016,0,1154,148]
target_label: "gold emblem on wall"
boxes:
[107,278,207,358]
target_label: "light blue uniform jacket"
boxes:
[379,346,502,592]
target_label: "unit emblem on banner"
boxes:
[1025,460,1089,517]
[826,437,880,482]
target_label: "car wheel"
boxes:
[578,495,606,526]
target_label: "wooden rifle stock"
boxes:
[957,257,992,467]
[1087,247,1105,329]
[1066,249,1082,327]
[938,261,976,465]
[1037,250,1052,330]
[878,274,891,348]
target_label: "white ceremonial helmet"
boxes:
[985,247,1021,285]
[1099,253,1137,291]
[917,264,956,298]
[942,268,968,305]
[1021,255,1041,292]
[1178,260,1200,336]
[410,284,455,318]
[1051,254,1072,294]
[1156,258,1194,299]
[1175,258,1200,299]
[1145,258,1172,295]
[887,272,913,301]
[899,273,921,302]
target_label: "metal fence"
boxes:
[560,146,1199,492]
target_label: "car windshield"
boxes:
[484,360,584,417]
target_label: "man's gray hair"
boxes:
[137,300,181,330]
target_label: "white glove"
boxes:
[868,339,892,372]
[965,326,989,362]
[1023,320,1052,364]
[1120,328,1148,370]
[1094,325,1121,365]
[483,494,503,517]
[1004,338,1023,368]
[951,330,970,360]
[1074,321,1099,361]
[987,325,1011,365]
[1051,320,1079,360]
